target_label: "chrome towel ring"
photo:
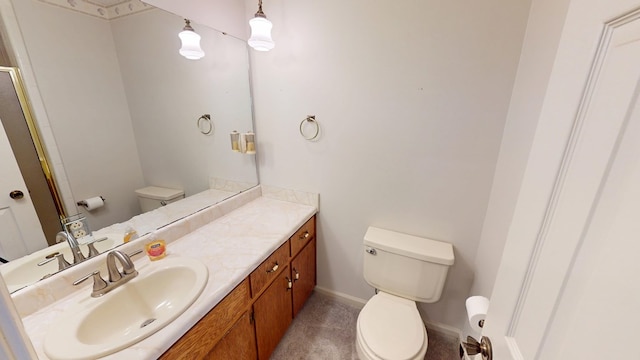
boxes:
[197,114,213,135]
[299,115,319,140]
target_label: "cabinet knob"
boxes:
[293,268,300,281]
[286,277,293,290]
[299,231,310,240]
[266,262,279,273]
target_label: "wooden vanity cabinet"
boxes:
[290,216,315,258]
[160,279,252,360]
[160,215,316,360]
[291,237,316,317]
[251,216,316,359]
[249,242,290,297]
[253,265,293,360]
[205,311,257,359]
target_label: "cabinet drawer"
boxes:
[250,242,289,297]
[290,216,316,258]
[160,279,251,359]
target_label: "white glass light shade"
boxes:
[248,17,274,51]
[179,29,205,60]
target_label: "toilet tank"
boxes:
[363,227,454,303]
[135,186,185,213]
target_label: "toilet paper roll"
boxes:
[466,296,489,332]
[82,196,105,211]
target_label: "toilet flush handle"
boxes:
[365,247,377,256]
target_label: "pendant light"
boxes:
[248,0,274,51]
[179,19,205,60]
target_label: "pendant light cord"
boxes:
[255,0,266,18]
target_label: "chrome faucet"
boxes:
[106,250,138,282]
[73,249,142,297]
[56,231,86,264]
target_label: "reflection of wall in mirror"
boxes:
[141,0,248,39]
[12,0,145,230]
[111,9,256,199]
[9,2,256,231]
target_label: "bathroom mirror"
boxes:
[0,1,257,291]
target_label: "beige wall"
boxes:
[110,9,256,195]
[142,0,248,39]
[466,0,572,335]
[11,0,145,229]
[469,0,573,305]
[248,0,531,329]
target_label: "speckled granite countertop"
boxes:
[20,194,316,359]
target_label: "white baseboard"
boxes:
[313,286,367,309]
[424,319,461,338]
[313,285,472,359]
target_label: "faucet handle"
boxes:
[73,270,108,294]
[38,253,72,271]
[86,242,100,258]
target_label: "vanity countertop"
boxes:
[20,195,317,359]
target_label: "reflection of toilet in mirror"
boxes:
[135,186,185,212]
[357,227,454,360]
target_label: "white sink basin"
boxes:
[0,235,119,292]
[43,256,208,360]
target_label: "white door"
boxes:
[483,1,640,359]
[0,119,47,261]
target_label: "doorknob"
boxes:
[463,335,492,360]
[9,190,24,199]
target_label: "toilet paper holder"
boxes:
[77,196,105,207]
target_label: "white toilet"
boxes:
[135,186,185,212]
[356,226,454,360]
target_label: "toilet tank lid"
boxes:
[364,227,454,265]
[135,186,184,200]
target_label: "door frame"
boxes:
[0,0,76,221]
[0,66,66,221]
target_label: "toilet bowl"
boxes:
[357,226,454,360]
[356,292,428,360]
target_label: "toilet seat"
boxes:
[356,292,427,360]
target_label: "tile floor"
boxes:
[271,292,461,360]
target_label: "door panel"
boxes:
[540,107,640,358]
[0,119,47,260]
[484,2,640,359]
[0,69,61,245]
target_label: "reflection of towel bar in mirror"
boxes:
[300,115,320,140]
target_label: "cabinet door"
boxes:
[291,237,316,317]
[253,265,293,360]
[205,311,256,360]
[160,279,251,359]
